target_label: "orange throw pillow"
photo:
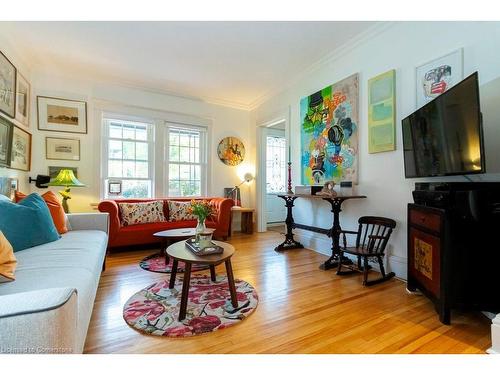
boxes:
[0,231,17,282]
[15,191,69,234]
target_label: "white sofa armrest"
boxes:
[67,212,109,234]
[0,288,78,354]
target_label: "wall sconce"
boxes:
[29,175,51,188]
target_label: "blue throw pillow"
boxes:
[0,193,60,252]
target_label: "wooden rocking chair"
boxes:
[336,216,396,286]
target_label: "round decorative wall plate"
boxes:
[217,137,245,166]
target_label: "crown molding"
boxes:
[101,79,253,111]
[247,21,397,111]
[34,67,253,111]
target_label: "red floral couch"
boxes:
[98,197,234,249]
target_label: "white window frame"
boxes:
[164,122,208,198]
[102,115,155,199]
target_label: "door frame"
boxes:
[256,108,290,232]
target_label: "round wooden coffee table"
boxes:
[154,228,215,264]
[167,240,237,321]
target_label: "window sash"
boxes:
[102,117,155,198]
[165,123,207,197]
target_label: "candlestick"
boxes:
[287,161,293,195]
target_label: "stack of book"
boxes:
[185,237,223,256]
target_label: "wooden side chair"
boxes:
[337,216,396,286]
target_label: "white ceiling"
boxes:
[1,21,378,109]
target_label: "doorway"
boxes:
[257,119,288,232]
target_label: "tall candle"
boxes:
[288,145,291,162]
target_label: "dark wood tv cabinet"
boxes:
[407,182,500,324]
[407,204,450,323]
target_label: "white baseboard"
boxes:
[295,229,408,279]
[490,314,500,354]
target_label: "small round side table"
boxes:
[153,227,214,265]
[166,240,237,321]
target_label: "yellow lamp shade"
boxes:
[48,169,85,187]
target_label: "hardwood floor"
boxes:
[84,231,491,354]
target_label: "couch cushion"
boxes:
[0,193,61,252]
[167,200,196,221]
[118,201,166,226]
[10,230,107,276]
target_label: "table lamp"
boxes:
[48,169,85,213]
[226,173,253,207]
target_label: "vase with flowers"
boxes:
[189,200,214,242]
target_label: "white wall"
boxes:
[252,21,500,278]
[26,70,255,212]
[0,34,33,193]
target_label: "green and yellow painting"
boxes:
[368,69,396,153]
[300,73,359,185]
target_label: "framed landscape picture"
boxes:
[0,116,13,167]
[416,48,463,108]
[15,71,30,127]
[368,69,396,154]
[0,50,17,118]
[46,137,80,160]
[37,96,87,134]
[10,125,31,171]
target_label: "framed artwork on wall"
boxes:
[300,73,359,185]
[217,137,245,166]
[416,48,463,108]
[0,116,14,167]
[48,166,78,179]
[368,69,396,154]
[46,137,80,161]
[0,177,16,200]
[37,96,87,134]
[108,181,122,195]
[10,125,31,171]
[0,50,17,119]
[15,71,30,127]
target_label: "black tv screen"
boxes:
[402,72,484,178]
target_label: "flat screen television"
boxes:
[402,72,485,178]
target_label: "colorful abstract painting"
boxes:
[368,69,396,154]
[300,73,359,185]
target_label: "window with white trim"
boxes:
[166,124,207,197]
[102,117,154,198]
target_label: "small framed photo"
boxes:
[108,180,122,195]
[46,137,80,161]
[49,166,78,179]
[415,48,464,108]
[0,51,16,119]
[10,125,31,171]
[10,178,18,200]
[0,116,14,167]
[37,96,87,134]
[15,72,30,127]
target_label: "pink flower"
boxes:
[148,281,168,295]
[189,316,221,334]
[124,299,165,322]
[163,325,193,337]
[208,300,226,309]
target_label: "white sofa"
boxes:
[0,213,109,354]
